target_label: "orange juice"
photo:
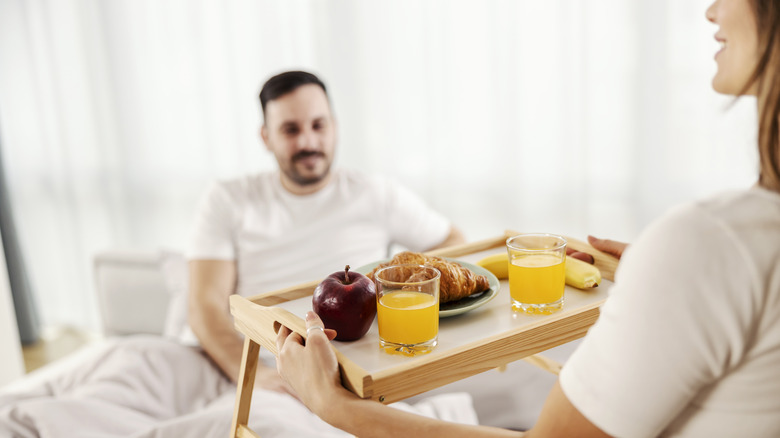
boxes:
[508,253,565,305]
[377,290,438,345]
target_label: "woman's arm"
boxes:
[276,312,608,438]
[525,381,610,438]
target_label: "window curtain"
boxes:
[0,120,39,344]
[0,0,758,331]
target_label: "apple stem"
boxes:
[344,265,350,284]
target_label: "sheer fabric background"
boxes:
[0,0,758,330]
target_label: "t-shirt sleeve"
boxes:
[378,177,451,251]
[186,182,240,260]
[559,204,756,437]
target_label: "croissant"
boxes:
[368,251,490,303]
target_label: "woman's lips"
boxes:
[715,37,726,60]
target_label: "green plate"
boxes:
[354,258,500,318]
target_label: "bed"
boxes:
[0,249,578,437]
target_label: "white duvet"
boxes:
[0,336,477,438]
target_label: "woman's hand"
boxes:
[587,235,629,260]
[275,311,351,418]
[254,364,300,400]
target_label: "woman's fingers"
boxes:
[275,312,336,360]
[273,310,345,416]
[304,311,325,333]
[275,324,291,353]
[304,311,340,343]
[275,323,304,355]
[588,235,629,260]
[566,247,595,264]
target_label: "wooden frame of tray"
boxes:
[228,230,619,438]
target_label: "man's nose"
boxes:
[295,128,320,151]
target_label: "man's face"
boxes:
[261,84,337,188]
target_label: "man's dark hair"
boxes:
[259,70,328,119]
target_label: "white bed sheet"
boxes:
[0,335,478,437]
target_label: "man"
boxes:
[187,70,465,392]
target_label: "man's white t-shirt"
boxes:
[560,187,780,437]
[187,169,451,296]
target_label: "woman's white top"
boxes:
[560,187,780,437]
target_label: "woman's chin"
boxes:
[712,73,758,96]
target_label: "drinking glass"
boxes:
[374,264,440,355]
[506,233,567,314]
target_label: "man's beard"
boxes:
[284,150,331,186]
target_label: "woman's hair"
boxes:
[747,0,780,191]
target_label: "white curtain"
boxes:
[0,0,758,330]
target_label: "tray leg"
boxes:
[230,337,261,437]
[521,353,562,375]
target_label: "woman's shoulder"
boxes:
[620,188,779,300]
[690,188,780,258]
[695,187,780,222]
[646,188,780,247]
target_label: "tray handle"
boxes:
[230,294,306,355]
[229,294,372,397]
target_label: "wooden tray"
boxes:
[229,230,619,437]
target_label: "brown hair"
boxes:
[747,0,780,191]
[259,71,328,120]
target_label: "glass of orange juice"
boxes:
[506,233,567,315]
[374,264,440,356]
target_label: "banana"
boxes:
[476,252,601,289]
[476,253,509,279]
[564,255,602,289]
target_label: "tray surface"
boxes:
[272,248,612,375]
[353,258,501,317]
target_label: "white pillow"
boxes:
[158,250,198,345]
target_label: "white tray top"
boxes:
[275,248,612,375]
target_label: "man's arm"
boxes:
[188,259,295,394]
[428,226,466,250]
[188,260,243,380]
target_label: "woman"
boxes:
[275,0,780,436]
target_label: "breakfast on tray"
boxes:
[367,251,491,303]
[232,233,616,416]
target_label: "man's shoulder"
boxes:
[333,168,388,191]
[335,168,375,183]
[209,171,278,198]
[196,172,278,211]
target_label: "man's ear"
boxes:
[260,125,270,150]
[332,117,339,144]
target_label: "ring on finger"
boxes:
[306,324,325,335]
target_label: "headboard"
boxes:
[92,250,171,336]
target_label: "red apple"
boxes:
[312,265,377,341]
